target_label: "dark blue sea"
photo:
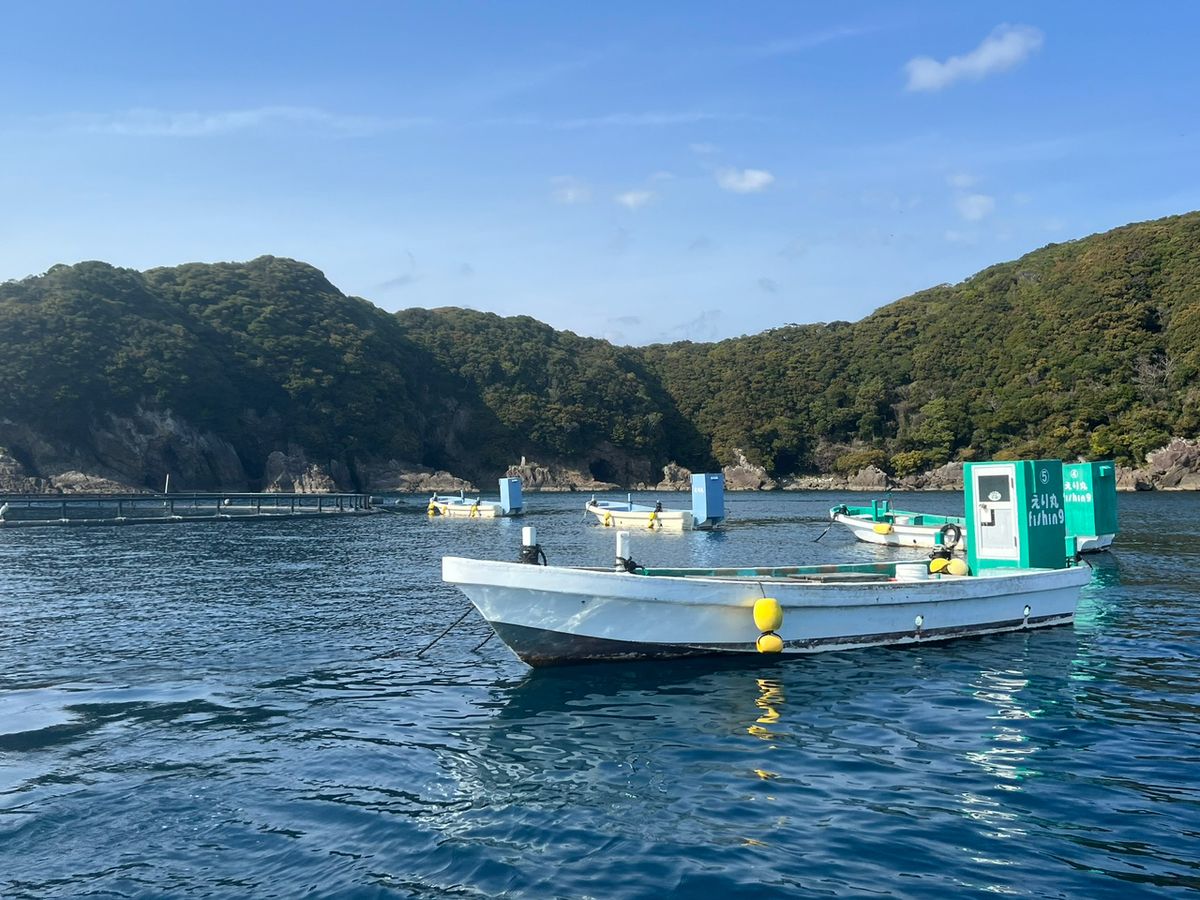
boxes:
[2,491,1199,898]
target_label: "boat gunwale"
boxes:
[441,556,1091,602]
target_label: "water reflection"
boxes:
[748,678,785,741]
[966,667,1037,785]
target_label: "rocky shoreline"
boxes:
[2,414,1198,495]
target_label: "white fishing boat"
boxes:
[428,477,523,519]
[585,473,724,531]
[443,461,1095,667]
[829,499,966,551]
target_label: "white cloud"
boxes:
[747,26,869,58]
[946,173,977,189]
[557,111,724,129]
[551,176,591,204]
[956,193,996,221]
[615,190,654,210]
[716,167,775,193]
[905,25,1044,92]
[64,105,424,137]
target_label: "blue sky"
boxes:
[2,2,1198,344]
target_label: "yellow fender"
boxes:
[754,598,784,653]
[647,510,658,530]
[469,501,479,518]
[426,502,438,517]
[753,597,783,632]
[873,522,893,534]
[603,511,613,527]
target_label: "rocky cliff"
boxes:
[3,415,1199,497]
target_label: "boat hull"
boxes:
[429,500,518,518]
[586,505,694,531]
[831,513,965,550]
[1075,533,1115,553]
[441,557,1091,667]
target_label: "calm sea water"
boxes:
[2,491,1199,899]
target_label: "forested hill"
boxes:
[644,211,1200,478]
[0,212,1198,491]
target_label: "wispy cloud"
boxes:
[757,277,780,294]
[905,25,1044,92]
[615,189,654,210]
[59,105,428,137]
[946,172,978,189]
[656,309,723,344]
[955,193,996,221]
[779,238,806,260]
[551,176,591,204]
[557,111,732,129]
[944,229,976,244]
[690,142,719,155]
[375,252,420,292]
[746,26,870,58]
[716,167,775,193]
[376,273,418,291]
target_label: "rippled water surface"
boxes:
[2,491,1199,898]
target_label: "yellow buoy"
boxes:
[753,597,783,632]
[756,632,783,654]
[647,510,658,529]
[873,522,893,534]
[928,557,950,574]
[946,558,970,576]
[603,512,612,527]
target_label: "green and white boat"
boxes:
[444,461,1093,667]
[829,498,966,551]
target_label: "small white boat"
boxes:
[428,478,523,519]
[829,499,966,551]
[585,473,724,532]
[443,460,1095,667]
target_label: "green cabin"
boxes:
[964,459,1073,572]
[1062,461,1119,552]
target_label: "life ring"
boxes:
[939,523,962,549]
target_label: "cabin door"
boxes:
[972,466,1019,560]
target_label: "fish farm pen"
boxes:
[0,493,378,528]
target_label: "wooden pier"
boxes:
[0,492,378,528]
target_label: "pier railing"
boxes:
[0,492,375,527]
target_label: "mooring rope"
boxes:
[414,607,476,657]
